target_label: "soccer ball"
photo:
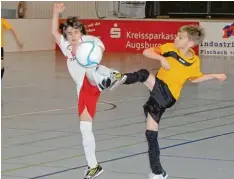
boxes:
[75,41,103,68]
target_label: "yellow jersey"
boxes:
[151,43,203,100]
[1,18,12,47]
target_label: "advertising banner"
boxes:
[200,22,234,56]
[57,19,199,53]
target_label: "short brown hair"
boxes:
[59,16,87,39]
[179,25,205,45]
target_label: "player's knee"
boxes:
[143,99,161,124]
[137,69,150,83]
[80,121,93,134]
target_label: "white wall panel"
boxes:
[1,1,112,19]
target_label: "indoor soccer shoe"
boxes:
[84,164,104,179]
[109,73,127,91]
[148,170,168,179]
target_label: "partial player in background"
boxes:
[111,25,227,179]
[52,3,125,179]
[1,18,23,79]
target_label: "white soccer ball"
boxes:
[75,41,103,68]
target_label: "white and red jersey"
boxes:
[57,35,105,94]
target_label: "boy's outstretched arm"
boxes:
[143,48,170,70]
[10,28,23,47]
[3,18,23,48]
[191,73,227,83]
[52,3,64,44]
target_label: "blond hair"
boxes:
[179,25,205,45]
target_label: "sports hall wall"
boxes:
[2,1,234,57]
[2,1,112,52]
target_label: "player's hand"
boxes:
[212,74,227,81]
[53,3,65,14]
[18,41,23,48]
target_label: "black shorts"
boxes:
[143,77,176,123]
[1,47,4,60]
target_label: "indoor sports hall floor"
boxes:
[1,50,234,179]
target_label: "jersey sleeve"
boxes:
[150,43,172,55]
[3,19,12,30]
[58,35,70,56]
[81,35,105,51]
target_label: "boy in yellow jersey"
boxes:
[111,25,226,179]
[1,18,23,79]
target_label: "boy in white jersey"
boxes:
[52,3,125,179]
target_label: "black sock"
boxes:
[1,67,5,79]
[145,130,163,174]
[124,69,149,84]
